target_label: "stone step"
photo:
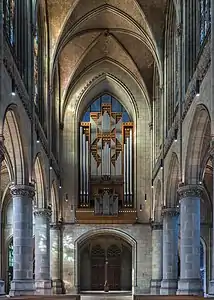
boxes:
[81,296,132,300]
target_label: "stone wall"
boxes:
[62,224,152,295]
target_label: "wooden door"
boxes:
[108,257,121,290]
[91,245,105,290]
[107,245,121,290]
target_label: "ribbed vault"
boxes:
[41,0,171,116]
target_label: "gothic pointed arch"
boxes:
[33,154,47,208]
[166,152,179,208]
[184,105,210,184]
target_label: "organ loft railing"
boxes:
[79,94,134,216]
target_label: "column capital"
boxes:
[150,221,163,230]
[10,184,35,199]
[33,208,52,219]
[50,222,61,230]
[161,206,179,217]
[178,184,204,199]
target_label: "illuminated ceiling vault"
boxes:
[45,0,168,112]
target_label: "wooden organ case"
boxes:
[78,94,136,223]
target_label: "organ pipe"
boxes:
[126,137,130,205]
[83,133,86,204]
[86,140,89,204]
[124,142,127,205]
[80,127,83,203]
[130,129,133,203]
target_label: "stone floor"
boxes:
[81,296,132,300]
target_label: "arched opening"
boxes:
[79,93,134,212]
[6,237,35,294]
[79,234,132,292]
[200,238,206,295]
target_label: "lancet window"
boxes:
[79,94,133,211]
[199,0,211,45]
[33,22,39,105]
[3,0,15,46]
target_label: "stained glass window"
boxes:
[200,0,211,45]
[33,23,39,105]
[200,241,205,292]
[8,240,13,293]
[3,0,15,46]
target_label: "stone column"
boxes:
[9,184,35,296]
[150,222,163,294]
[0,136,5,295]
[160,207,179,295]
[209,152,214,294]
[34,208,52,295]
[50,223,62,294]
[177,184,203,295]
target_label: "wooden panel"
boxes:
[76,209,137,224]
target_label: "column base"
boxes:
[9,280,35,296]
[0,280,5,295]
[177,278,203,295]
[35,280,52,295]
[160,279,177,295]
[209,280,214,295]
[52,279,63,294]
[150,279,161,295]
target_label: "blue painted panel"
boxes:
[122,112,130,122]
[82,111,90,122]
[101,94,111,103]
[112,97,122,112]
[91,98,101,112]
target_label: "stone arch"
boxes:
[185,105,210,184]
[64,71,142,123]
[166,152,179,208]
[33,154,47,208]
[154,179,162,222]
[51,180,59,223]
[2,107,28,184]
[74,228,137,293]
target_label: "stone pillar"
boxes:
[34,208,52,295]
[0,136,5,295]
[50,223,62,294]
[177,184,203,295]
[150,222,163,295]
[160,207,179,295]
[9,184,35,296]
[209,152,214,294]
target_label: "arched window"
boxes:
[7,240,13,294]
[33,22,39,105]
[79,94,133,211]
[3,0,16,46]
[199,0,211,45]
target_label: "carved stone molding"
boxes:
[161,206,179,217]
[150,221,163,230]
[50,222,61,230]
[176,23,182,37]
[178,184,204,199]
[33,208,52,219]
[10,184,35,199]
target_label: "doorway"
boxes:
[79,235,132,292]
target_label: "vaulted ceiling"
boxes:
[44,0,168,108]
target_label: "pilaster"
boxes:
[50,222,62,294]
[160,207,179,295]
[150,222,163,295]
[9,184,35,296]
[177,184,203,295]
[34,208,52,295]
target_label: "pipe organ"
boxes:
[79,94,133,211]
